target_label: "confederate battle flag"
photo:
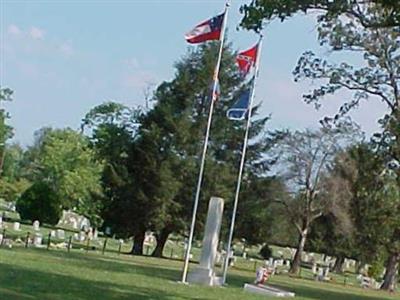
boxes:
[185,13,224,44]
[236,44,258,77]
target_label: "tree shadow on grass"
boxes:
[20,248,181,282]
[226,272,395,300]
[0,262,205,300]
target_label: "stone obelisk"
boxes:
[187,197,224,286]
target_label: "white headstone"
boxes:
[187,197,224,286]
[105,226,111,235]
[56,229,65,239]
[285,260,291,267]
[50,230,56,238]
[73,233,79,241]
[88,229,93,240]
[274,259,283,268]
[71,219,78,229]
[304,254,309,262]
[268,257,274,267]
[312,263,317,274]
[13,222,20,231]
[33,220,40,231]
[33,233,42,247]
[345,259,350,270]
[324,267,329,278]
[79,231,86,242]
[9,203,16,212]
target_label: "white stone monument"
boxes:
[33,220,40,231]
[268,257,274,267]
[13,222,20,231]
[79,231,86,242]
[312,263,317,275]
[187,197,224,286]
[56,229,65,239]
[33,233,43,247]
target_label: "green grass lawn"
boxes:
[0,247,398,300]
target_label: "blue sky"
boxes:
[1,0,387,145]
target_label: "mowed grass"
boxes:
[0,248,398,300]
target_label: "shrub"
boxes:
[16,182,61,225]
[259,244,273,259]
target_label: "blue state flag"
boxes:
[227,88,251,120]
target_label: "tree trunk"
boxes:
[0,146,5,178]
[381,253,399,291]
[333,255,345,274]
[290,230,308,274]
[131,230,145,255]
[151,228,171,258]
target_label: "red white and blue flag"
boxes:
[185,13,224,44]
[236,44,258,77]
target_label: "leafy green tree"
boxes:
[82,102,145,252]
[234,175,289,246]
[16,182,61,225]
[240,0,400,31]
[0,144,31,202]
[0,87,14,177]
[27,128,104,226]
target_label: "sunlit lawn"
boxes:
[0,247,398,300]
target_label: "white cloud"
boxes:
[29,27,45,40]
[7,24,21,36]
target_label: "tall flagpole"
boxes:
[181,1,230,283]
[222,34,264,285]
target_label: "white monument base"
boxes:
[244,284,295,297]
[187,267,222,286]
[187,267,223,286]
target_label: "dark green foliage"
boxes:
[259,244,273,259]
[20,128,104,226]
[17,182,61,225]
[0,87,14,178]
[240,0,400,31]
[234,175,288,246]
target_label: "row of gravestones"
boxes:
[0,217,101,248]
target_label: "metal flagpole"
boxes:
[181,1,230,284]
[222,34,264,285]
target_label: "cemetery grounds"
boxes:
[0,201,398,300]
